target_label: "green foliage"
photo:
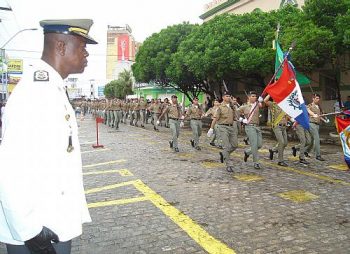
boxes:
[132,1,350,98]
[104,70,133,99]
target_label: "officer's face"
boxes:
[65,36,89,74]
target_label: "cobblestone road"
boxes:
[1,116,350,254]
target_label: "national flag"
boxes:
[96,117,104,123]
[335,116,350,169]
[275,41,310,86]
[264,59,310,130]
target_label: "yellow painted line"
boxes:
[81,148,109,154]
[178,153,194,159]
[85,180,136,194]
[146,142,157,145]
[88,196,148,208]
[329,164,349,171]
[287,156,300,161]
[234,174,264,182]
[278,190,319,203]
[259,149,269,153]
[231,153,350,187]
[133,180,235,254]
[202,161,223,169]
[117,169,134,176]
[83,170,119,175]
[83,160,126,168]
[263,161,350,186]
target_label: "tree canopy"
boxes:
[132,1,350,100]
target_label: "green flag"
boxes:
[275,41,310,86]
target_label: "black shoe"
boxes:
[190,139,194,147]
[292,146,297,157]
[218,145,223,149]
[254,163,261,170]
[243,138,249,145]
[226,166,234,172]
[116,126,119,130]
[304,152,310,158]
[169,141,173,148]
[277,161,288,167]
[244,151,249,162]
[141,125,145,128]
[219,152,224,163]
[299,158,309,165]
[210,142,216,147]
[174,148,179,152]
[316,156,325,161]
[195,146,201,151]
[269,149,274,160]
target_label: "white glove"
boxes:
[242,119,248,124]
[324,118,330,123]
[290,117,295,122]
[239,117,244,123]
[180,121,184,128]
[258,96,264,103]
[156,120,160,125]
[180,115,185,120]
[207,128,214,137]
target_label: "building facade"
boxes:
[106,25,138,82]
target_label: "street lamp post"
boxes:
[0,28,37,101]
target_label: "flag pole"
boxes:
[244,41,296,122]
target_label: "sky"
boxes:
[0,0,210,92]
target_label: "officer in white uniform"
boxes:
[0,19,97,254]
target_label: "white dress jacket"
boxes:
[0,60,91,245]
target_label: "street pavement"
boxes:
[1,116,350,254]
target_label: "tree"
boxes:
[104,70,134,99]
[132,22,198,100]
[301,0,350,102]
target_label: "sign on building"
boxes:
[7,59,23,74]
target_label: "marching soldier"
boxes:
[264,94,288,167]
[163,98,170,128]
[185,97,204,150]
[291,120,312,164]
[208,91,238,172]
[122,99,130,124]
[149,99,162,131]
[159,95,184,152]
[307,93,327,161]
[238,91,264,169]
[205,98,222,148]
[113,98,123,129]
[139,96,148,128]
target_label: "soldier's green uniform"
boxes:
[292,122,312,164]
[307,100,325,160]
[238,101,262,169]
[112,99,123,129]
[149,100,162,131]
[162,97,183,151]
[139,98,148,127]
[205,106,221,147]
[186,100,204,150]
[214,101,238,170]
[122,100,129,124]
[267,101,288,166]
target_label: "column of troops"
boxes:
[72,92,327,173]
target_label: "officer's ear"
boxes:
[56,40,66,56]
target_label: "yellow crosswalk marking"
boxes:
[278,190,319,203]
[83,160,126,168]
